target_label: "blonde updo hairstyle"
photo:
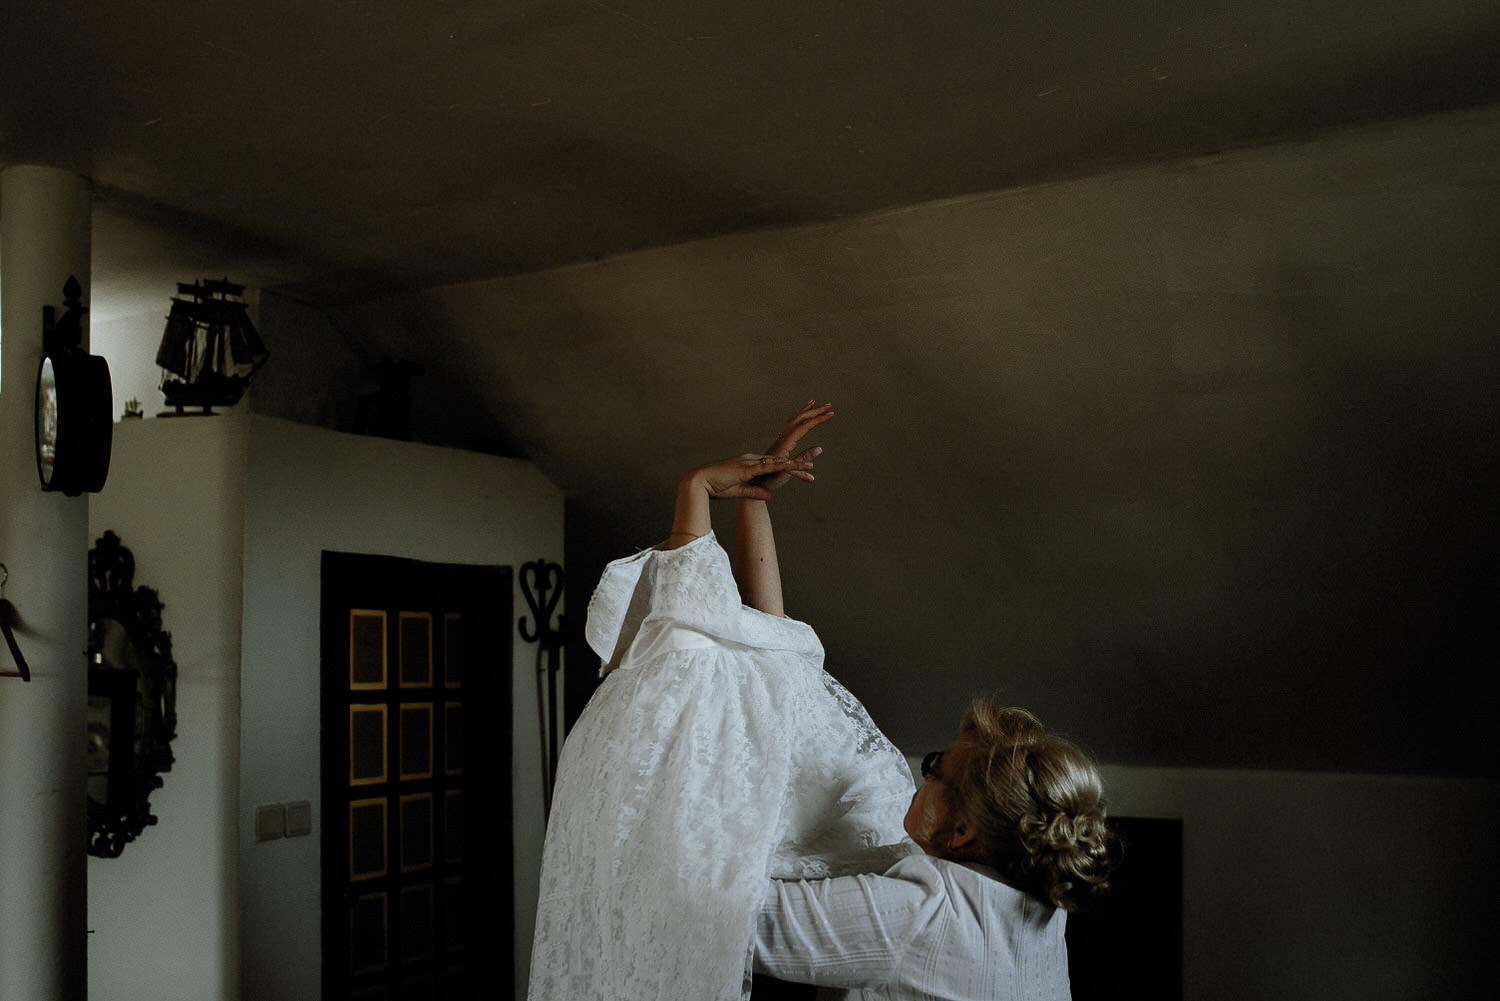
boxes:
[943,700,1114,911]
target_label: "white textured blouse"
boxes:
[754,854,1072,1001]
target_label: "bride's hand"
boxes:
[750,401,834,494]
[686,453,817,502]
[666,403,831,547]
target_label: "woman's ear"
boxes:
[947,822,978,856]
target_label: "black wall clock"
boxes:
[36,275,112,496]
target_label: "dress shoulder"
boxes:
[584,532,821,675]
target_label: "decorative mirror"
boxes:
[86,531,178,858]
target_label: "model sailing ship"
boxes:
[156,278,269,414]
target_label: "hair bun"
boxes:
[952,701,1117,911]
[1017,808,1113,910]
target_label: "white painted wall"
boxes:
[388,103,1500,778]
[80,413,561,1001]
[87,416,248,1001]
[238,415,562,1001]
[1097,765,1498,1000]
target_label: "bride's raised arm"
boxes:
[733,402,835,615]
[663,451,814,549]
[662,401,834,614]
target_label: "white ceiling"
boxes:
[5,1,1498,291]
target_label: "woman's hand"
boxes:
[749,400,835,494]
[665,401,832,550]
[685,453,816,502]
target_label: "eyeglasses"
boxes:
[920,750,943,780]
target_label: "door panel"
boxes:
[322,553,513,1000]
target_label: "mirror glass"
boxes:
[85,692,111,804]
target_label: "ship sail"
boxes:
[157,278,269,414]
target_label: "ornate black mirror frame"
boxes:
[86,531,178,858]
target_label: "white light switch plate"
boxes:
[285,800,312,837]
[255,803,285,841]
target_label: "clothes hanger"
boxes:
[0,564,33,682]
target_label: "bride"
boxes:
[527,402,917,1001]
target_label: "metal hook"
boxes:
[519,559,566,817]
[0,563,31,681]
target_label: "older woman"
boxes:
[753,700,1114,1000]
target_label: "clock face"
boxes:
[36,355,58,488]
[35,346,113,495]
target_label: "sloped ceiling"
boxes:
[2,2,1497,775]
[6,1,1499,292]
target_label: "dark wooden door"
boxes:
[321,552,513,1001]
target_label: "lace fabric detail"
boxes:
[586,533,821,675]
[530,533,915,1001]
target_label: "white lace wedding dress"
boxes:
[527,532,916,1001]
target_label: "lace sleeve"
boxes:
[586,533,822,676]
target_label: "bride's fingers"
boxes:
[755,454,816,483]
[743,454,811,475]
[772,404,834,453]
[789,402,833,426]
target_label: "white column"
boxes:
[0,164,93,1001]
